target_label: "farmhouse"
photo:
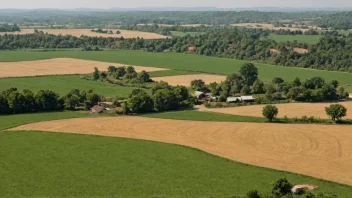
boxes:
[226,96,254,103]
[91,105,105,113]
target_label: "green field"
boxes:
[1,50,352,92]
[0,75,150,98]
[170,31,205,37]
[1,131,351,197]
[1,112,352,197]
[267,34,323,45]
[0,111,98,131]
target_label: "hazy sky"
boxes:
[0,0,351,9]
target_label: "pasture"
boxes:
[204,101,352,119]
[268,34,322,45]
[0,29,168,39]
[0,75,148,97]
[1,50,352,91]
[11,116,352,186]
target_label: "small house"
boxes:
[240,96,255,102]
[91,105,105,113]
[226,97,242,103]
[188,46,197,52]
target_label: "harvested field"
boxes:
[0,58,167,78]
[0,29,168,39]
[152,74,226,86]
[203,102,352,119]
[294,48,309,54]
[10,116,352,185]
[231,23,320,32]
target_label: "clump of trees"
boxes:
[0,24,20,32]
[0,88,101,115]
[122,82,194,114]
[91,29,114,34]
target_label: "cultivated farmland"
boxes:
[0,58,167,78]
[0,29,169,39]
[11,116,352,186]
[203,102,352,119]
[1,51,352,91]
[152,74,226,86]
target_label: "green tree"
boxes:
[262,105,279,122]
[92,67,100,80]
[137,70,150,83]
[208,82,220,95]
[241,85,251,95]
[272,178,292,196]
[64,94,80,110]
[7,91,26,113]
[22,89,37,112]
[35,90,61,111]
[292,77,302,87]
[337,87,349,99]
[126,90,154,113]
[330,80,339,88]
[84,92,101,110]
[239,63,258,86]
[247,190,261,198]
[272,77,284,84]
[251,79,265,94]
[190,79,207,92]
[153,89,178,112]
[325,104,347,122]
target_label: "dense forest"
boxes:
[314,11,352,30]
[0,24,20,32]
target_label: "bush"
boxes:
[262,105,279,122]
[247,190,261,198]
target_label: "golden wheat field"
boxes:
[0,29,168,39]
[0,58,168,78]
[152,74,226,86]
[10,116,352,185]
[230,23,321,31]
[204,102,352,119]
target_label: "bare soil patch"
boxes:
[203,102,352,119]
[293,48,309,54]
[0,58,168,78]
[10,116,352,185]
[152,74,226,86]
[0,29,168,39]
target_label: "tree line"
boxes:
[0,24,20,32]
[195,63,349,103]
[0,88,101,114]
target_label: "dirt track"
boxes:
[0,58,167,78]
[205,102,352,119]
[153,74,226,86]
[0,29,168,39]
[10,116,352,185]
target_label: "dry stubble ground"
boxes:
[204,101,352,119]
[10,116,352,185]
[0,58,168,78]
[152,74,226,86]
[0,29,168,39]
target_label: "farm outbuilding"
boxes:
[188,46,197,52]
[195,91,206,99]
[349,93,352,99]
[91,105,105,113]
[226,96,254,103]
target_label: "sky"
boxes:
[0,0,351,9]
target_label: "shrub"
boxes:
[272,178,292,196]
[247,190,261,198]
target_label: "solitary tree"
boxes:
[190,79,206,92]
[272,178,292,196]
[325,104,347,122]
[239,63,258,86]
[92,67,100,80]
[262,105,279,122]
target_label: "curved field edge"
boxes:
[10,116,352,187]
[1,131,351,197]
[1,51,352,91]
